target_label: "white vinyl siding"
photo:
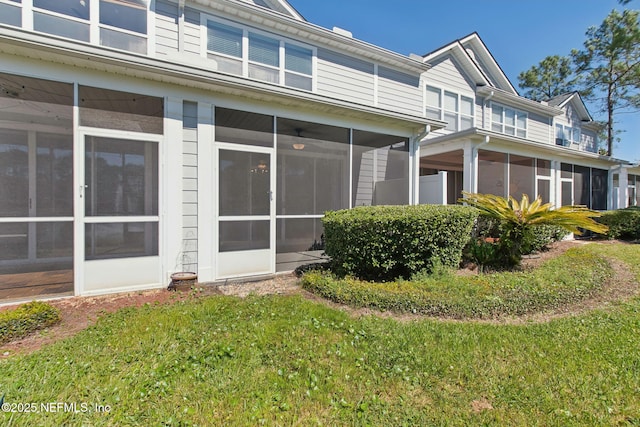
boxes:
[155,0,179,55]
[377,66,422,115]
[182,8,201,56]
[316,48,375,105]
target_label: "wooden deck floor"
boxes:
[0,269,73,301]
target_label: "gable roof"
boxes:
[549,92,594,122]
[237,0,305,20]
[423,32,517,95]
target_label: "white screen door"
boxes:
[78,131,161,293]
[216,144,274,278]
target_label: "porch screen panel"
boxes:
[352,131,409,206]
[591,168,608,210]
[573,165,591,207]
[79,86,163,134]
[478,150,507,197]
[0,72,74,300]
[276,118,349,215]
[85,136,159,260]
[215,107,274,147]
[509,155,534,201]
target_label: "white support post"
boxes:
[164,97,184,284]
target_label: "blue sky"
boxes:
[292,0,640,162]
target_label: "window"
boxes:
[556,124,581,147]
[11,0,147,53]
[206,18,315,91]
[0,0,22,27]
[249,32,280,84]
[99,0,148,54]
[207,21,243,75]
[425,86,474,131]
[491,104,527,138]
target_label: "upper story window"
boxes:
[491,104,527,138]
[555,123,581,147]
[0,0,23,27]
[0,0,147,54]
[206,17,314,91]
[425,85,473,131]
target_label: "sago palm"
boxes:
[460,192,608,266]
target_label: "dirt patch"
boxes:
[1,241,638,357]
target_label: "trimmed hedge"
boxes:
[301,246,612,319]
[0,301,61,344]
[598,207,640,240]
[322,205,478,281]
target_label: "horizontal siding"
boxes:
[377,66,422,115]
[182,113,198,272]
[527,112,550,144]
[425,56,475,95]
[316,48,375,105]
[184,8,201,55]
[155,0,179,55]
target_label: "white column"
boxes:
[164,98,184,283]
[197,102,215,282]
[462,141,477,194]
[410,137,420,205]
[618,167,629,209]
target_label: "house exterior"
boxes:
[0,1,636,302]
[0,0,446,301]
[418,33,640,211]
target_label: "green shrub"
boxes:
[322,205,478,281]
[0,301,61,344]
[598,207,640,240]
[472,214,568,255]
[301,246,611,319]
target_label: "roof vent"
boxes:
[333,27,353,38]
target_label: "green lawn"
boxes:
[0,243,639,426]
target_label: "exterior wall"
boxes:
[377,66,423,115]
[527,111,551,144]
[151,3,423,114]
[156,0,180,56]
[316,48,375,105]
[182,102,199,273]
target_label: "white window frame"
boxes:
[6,0,149,53]
[202,15,316,92]
[555,123,581,147]
[424,85,475,131]
[491,102,527,138]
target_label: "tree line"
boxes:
[518,1,639,157]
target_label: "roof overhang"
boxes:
[476,86,564,117]
[420,127,617,165]
[0,27,442,133]
[191,0,430,74]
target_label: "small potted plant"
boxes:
[168,244,198,291]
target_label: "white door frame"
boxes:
[214,142,275,279]
[74,127,163,295]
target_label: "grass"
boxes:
[0,301,60,344]
[301,246,612,318]
[0,243,638,426]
